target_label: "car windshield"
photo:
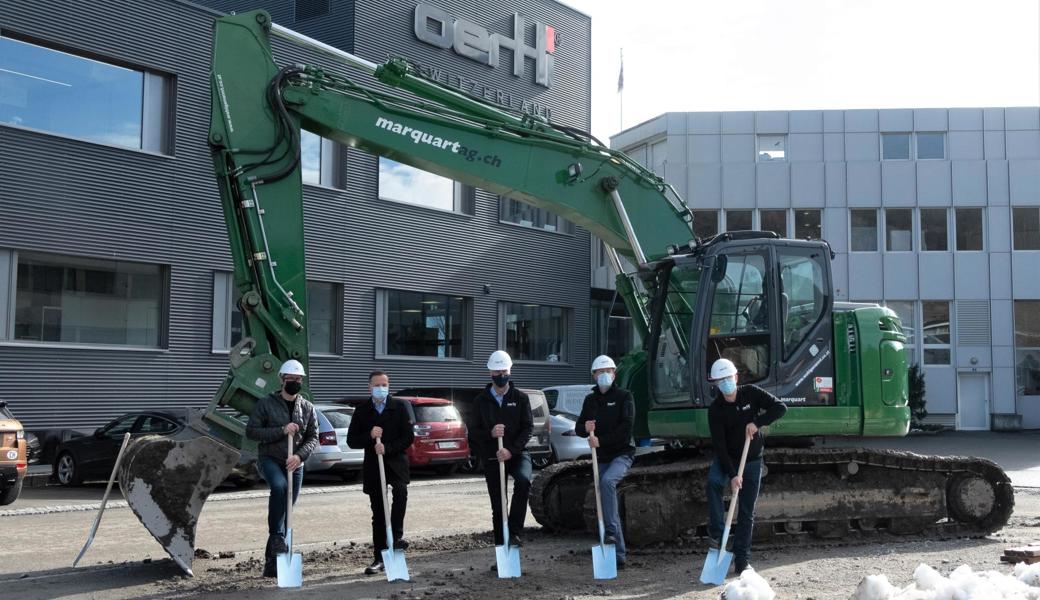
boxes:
[413,405,459,422]
[321,409,352,429]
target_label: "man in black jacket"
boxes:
[245,359,319,578]
[346,370,415,575]
[468,350,533,549]
[706,358,787,576]
[575,354,634,569]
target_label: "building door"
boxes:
[957,373,990,431]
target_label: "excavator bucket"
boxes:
[118,430,239,576]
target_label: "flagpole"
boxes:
[618,48,624,131]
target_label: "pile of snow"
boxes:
[851,562,1040,600]
[721,568,776,600]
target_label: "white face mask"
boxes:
[596,372,614,389]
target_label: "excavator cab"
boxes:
[647,232,835,412]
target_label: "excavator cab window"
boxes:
[705,251,771,384]
[650,264,702,405]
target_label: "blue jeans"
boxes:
[598,454,633,561]
[258,456,304,542]
[707,456,762,565]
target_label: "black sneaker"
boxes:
[393,538,409,551]
[262,559,277,578]
[734,561,751,575]
[617,558,626,570]
[604,535,617,546]
[365,560,385,575]
[508,534,523,548]
[707,536,720,550]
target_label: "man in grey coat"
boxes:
[246,359,319,578]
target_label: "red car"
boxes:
[401,397,469,475]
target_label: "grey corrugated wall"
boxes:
[0,0,592,430]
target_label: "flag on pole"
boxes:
[617,49,624,93]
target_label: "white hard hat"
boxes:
[278,359,307,377]
[709,358,737,381]
[591,355,616,371]
[486,350,513,370]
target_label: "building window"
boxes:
[955,208,984,251]
[760,209,788,237]
[502,302,568,362]
[0,36,169,152]
[295,0,330,21]
[499,198,575,234]
[650,139,667,175]
[591,297,633,362]
[922,301,951,365]
[920,208,948,252]
[916,132,946,160]
[726,209,753,231]
[379,290,467,358]
[794,209,822,240]
[214,274,341,355]
[850,209,879,252]
[756,134,786,161]
[1013,207,1040,250]
[886,208,914,252]
[885,301,917,365]
[692,210,719,240]
[378,157,474,214]
[882,133,911,160]
[300,131,337,187]
[6,251,165,347]
[1015,300,1040,396]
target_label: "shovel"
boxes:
[277,435,303,588]
[376,437,409,581]
[699,435,751,586]
[494,436,521,578]
[589,442,617,580]
[74,432,131,568]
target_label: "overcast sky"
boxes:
[561,0,1040,142]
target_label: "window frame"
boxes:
[377,157,475,216]
[915,131,947,160]
[881,132,912,161]
[919,208,949,252]
[375,288,471,361]
[793,208,823,241]
[759,209,789,238]
[954,207,986,252]
[300,131,339,189]
[884,208,915,253]
[849,209,880,253]
[498,196,575,235]
[691,209,720,240]
[499,301,572,365]
[1014,300,1040,397]
[884,300,918,365]
[756,134,787,162]
[921,300,952,366]
[1012,207,1040,251]
[725,209,754,232]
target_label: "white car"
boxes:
[305,404,363,481]
[542,385,668,461]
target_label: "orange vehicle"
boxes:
[0,400,28,505]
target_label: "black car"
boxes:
[53,411,185,486]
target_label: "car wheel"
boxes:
[435,463,458,476]
[459,454,483,474]
[55,452,83,486]
[0,480,22,506]
[232,477,257,489]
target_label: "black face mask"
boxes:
[492,374,510,387]
[283,380,302,395]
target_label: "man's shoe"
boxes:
[707,535,720,550]
[392,538,409,551]
[604,535,617,546]
[365,560,385,575]
[617,558,627,570]
[262,559,277,578]
[734,561,751,575]
[508,534,523,548]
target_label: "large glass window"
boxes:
[757,134,786,161]
[378,158,474,214]
[499,198,575,234]
[922,301,951,365]
[726,209,753,231]
[955,208,984,251]
[920,208,948,251]
[885,301,917,364]
[300,131,337,187]
[851,209,879,252]
[1015,301,1040,396]
[692,210,719,240]
[591,298,633,362]
[218,275,340,355]
[794,209,822,240]
[760,209,788,237]
[1013,207,1040,250]
[778,250,826,360]
[916,132,946,159]
[12,252,164,347]
[882,133,911,160]
[383,290,467,358]
[652,266,700,404]
[0,36,168,152]
[886,208,914,252]
[503,302,568,362]
[708,253,770,383]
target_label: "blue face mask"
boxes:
[595,372,614,389]
[717,377,737,395]
[372,386,389,400]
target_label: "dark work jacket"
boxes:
[246,391,319,463]
[467,383,533,459]
[346,396,415,495]
[575,384,635,462]
[707,385,787,479]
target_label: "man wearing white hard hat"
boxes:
[575,354,635,569]
[246,359,319,577]
[469,350,534,550]
[705,357,786,576]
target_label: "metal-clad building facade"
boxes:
[0,0,592,430]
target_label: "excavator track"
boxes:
[531,446,1014,547]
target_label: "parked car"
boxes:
[0,400,28,505]
[306,404,363,481]
[400,397,470,475]
[543,384,670,459]
[395,386,552,473]
[542,384,593,417]
[547,411,591,464]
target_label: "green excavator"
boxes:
[115,11,1013,575]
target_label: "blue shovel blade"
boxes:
[591,543,617,580]
[381,548,410,582]
[495,543,522,578]
[698,547,733,586]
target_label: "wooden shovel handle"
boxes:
[723,435,753,529]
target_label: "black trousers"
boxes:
[367,483,407,562]
[482,452,532,545]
